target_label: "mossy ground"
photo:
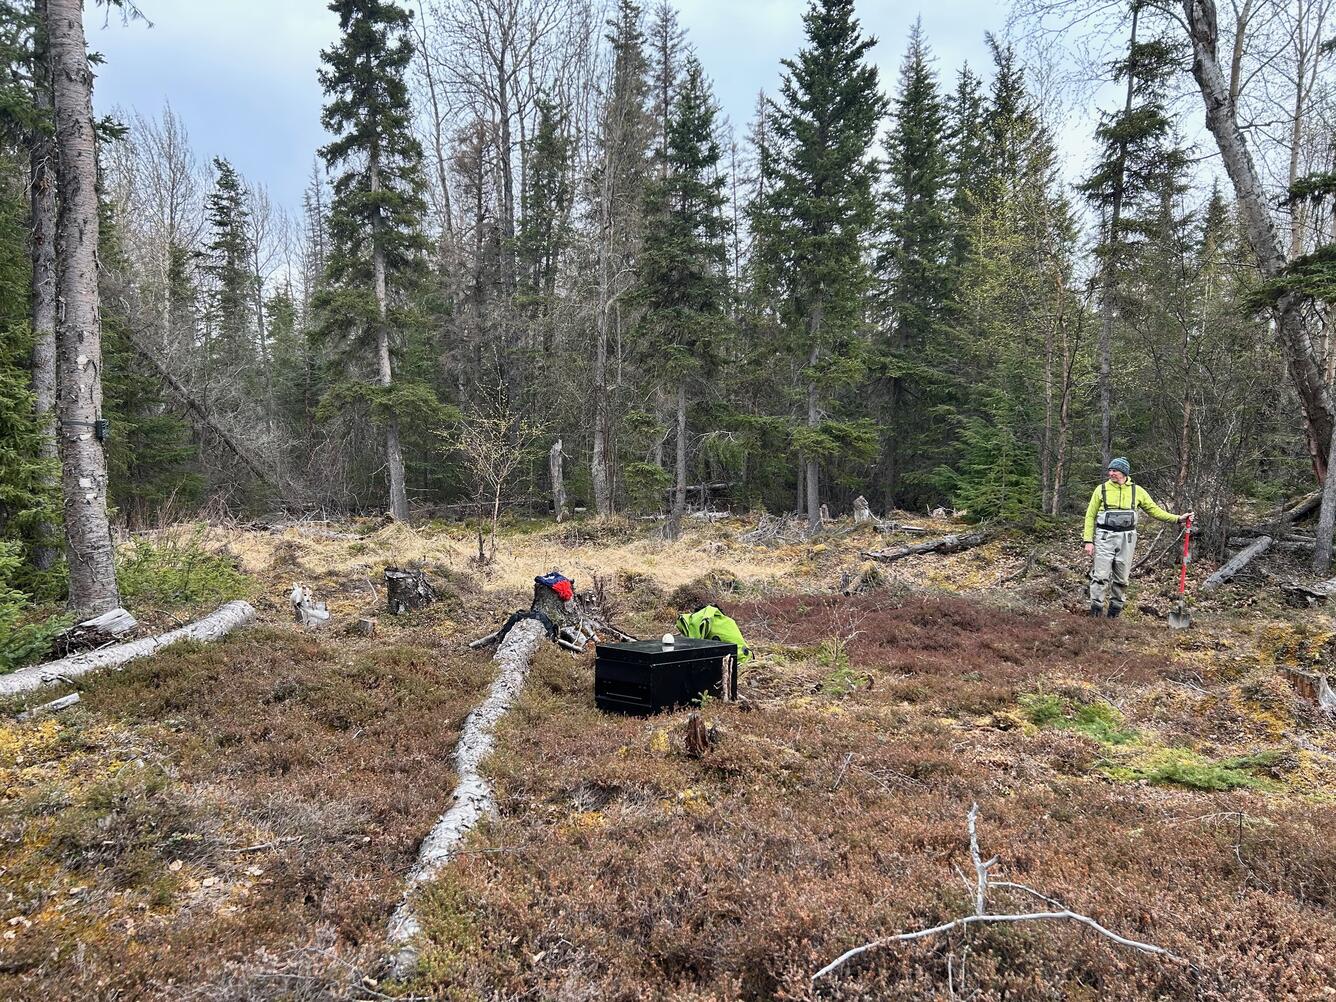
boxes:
[0,513,1332,1000]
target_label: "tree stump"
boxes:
[51,607,138,657]
[385,566,436,615]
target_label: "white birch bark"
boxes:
[48,0,120,615]
[0,601,256,697]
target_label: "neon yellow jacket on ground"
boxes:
[1083,479,1179,542]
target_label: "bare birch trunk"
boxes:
[668,381,686,538]
[806,354,820,534]
[549,438,565,522]
[370,147,409,522]
[29,0,59,571]
[1182,0,1334,479]
[48,0,119,616]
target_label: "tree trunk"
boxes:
[370,146,409,521]
[673,383,687,517]
[1314,419,1336,574]
[1182,0,1334,480]
[796,454,805,518]
[549,437,565,522]
[28,0,59,571]
[805,304,823,534]
[48,0,119,616]
[592,179,614,516]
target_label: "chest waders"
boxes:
[1090,483,1138,617]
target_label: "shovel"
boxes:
[1169,515,1193,629]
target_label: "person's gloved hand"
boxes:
[1179,511,1194,524]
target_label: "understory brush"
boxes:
[117,530,249,612]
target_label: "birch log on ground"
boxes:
[386,615,548,976]
[863,532,989,565]
[0,601,256,697]
[1202,536,1272,592]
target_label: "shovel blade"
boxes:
[1168,609,1192,629]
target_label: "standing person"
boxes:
[1083,457,1192,618]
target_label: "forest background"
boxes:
[0,0,1333,626]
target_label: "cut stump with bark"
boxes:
[385,566,436,615]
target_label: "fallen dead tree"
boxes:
[1202,536,1272,592]
[862,531,989,565]
[386,614,548,975]
[0,600,256,697]
[388,576,621,974]
[813,803,1180,983]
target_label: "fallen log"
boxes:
[1231,527,1315,544]
[1201,536,1272,592]
[386,615,548,975]
[1229,537,1312,553]
[874,522,929,535]
[863,532,989,565]
[0,601,256,697]
[1279,577,1336,606]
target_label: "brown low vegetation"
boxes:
[1,518,1333,1000]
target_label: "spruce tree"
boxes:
[636,56,729,536]
[317,0,429,521]
[878,21,955,509]
[766,0,886,531]
[201,157,254,382]
[1079,8,1188,463]
[591,0,652,514]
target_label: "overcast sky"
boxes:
[84,1,1041,213]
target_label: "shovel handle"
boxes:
[1178,515,1192,597]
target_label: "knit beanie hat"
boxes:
[1108,457,1131,476]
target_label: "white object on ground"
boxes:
[662,633,674,646]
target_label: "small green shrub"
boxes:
[1020,691,1137,745]
[818,639,860,697]
[117,538,248,609]
[1104,748,1274,792]
[0,541,71,672]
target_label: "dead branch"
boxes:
[812,802,1181,983]
[862,532,989,565]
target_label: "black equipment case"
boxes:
[594,637,737,714]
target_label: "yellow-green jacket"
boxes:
[1083,479,1179,542]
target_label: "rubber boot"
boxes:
[1088,603,1103,617]
[1107,603,1123,619]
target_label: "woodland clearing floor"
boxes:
[0,514,1333,1000]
